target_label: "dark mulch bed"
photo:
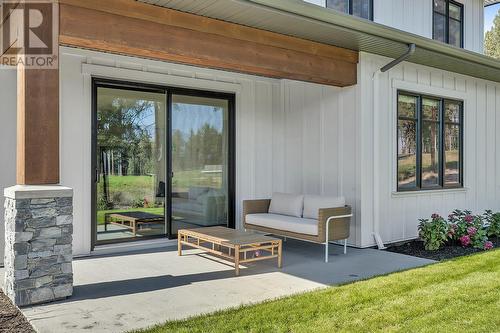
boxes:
[0,290,34,333]
[387,237,500,261]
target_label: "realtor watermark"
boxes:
[1,0,58,69]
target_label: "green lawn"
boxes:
[135,250,500,333]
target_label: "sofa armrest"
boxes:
[243,199,271,224]
[318,205,352,242]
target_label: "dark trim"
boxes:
[432,0,464,48]
[91,78,236,248]
[326,0,373,21]
[397,90,464,192]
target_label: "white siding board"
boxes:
[359,52,500,247]
[0,68,17,265]
[59,47,358,254]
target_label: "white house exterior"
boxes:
[1,0,500,264]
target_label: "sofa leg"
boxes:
[344,239,347,255]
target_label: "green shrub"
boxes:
[448,210,488,249]
[483,210,500,238]
[418,214,449,251]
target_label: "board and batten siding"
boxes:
[0,67,17,265]
[59,47,359,256]
[358,52,500,247]
[304,0,485,54]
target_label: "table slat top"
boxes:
[179,226,280,246]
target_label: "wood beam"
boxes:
[13,1,60,185]
[59,0,358,87]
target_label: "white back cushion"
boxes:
[268,192,304,217]
[303,195,345,219]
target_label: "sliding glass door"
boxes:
[92,80,234,247]
[170,93,232,235]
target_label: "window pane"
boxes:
[326,0,349,13]
[171,94,230,233]
[433,0,446,14]
[398,94,418,118]
[449,19,462,47]
[444,124,460,185]
[433,13,446,43]
[422,121,440,187]
[352,0,371,19]
[398,120,417,189]
[445,100,461,123]
[449,2,462,20]
[423,98,440,121]
[96,87,166,242]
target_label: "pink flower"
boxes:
[467,226,477,236]
[451,224,458,231]
[484,241,494,250]
[431,213,440,219]
[464,215,474,224]
[460,235,471,247]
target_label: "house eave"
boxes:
[139,0,500,84]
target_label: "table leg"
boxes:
[104,214,108,231]
[235,245,240,276]
[133,221,137,237]
[278,241,282,268]
[178,233,182,256]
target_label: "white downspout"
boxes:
[371,44,416,250]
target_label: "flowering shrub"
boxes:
[418,209,496,251]
[418,214,449,251]
[447,209,488,249]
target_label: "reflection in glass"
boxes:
[444,101,461,185]
[449,19,461,47]
[449,2,461,20]
[423,98,440,121]
[422,121,440,187]
[444,124,460,185]
[433,13,446,43]
[326,0,348,13]
[171,95,229,234]
[398,94,417,118]
[398,120,417,189]
[96,87,166,242]
[398,94,418,190]
[352,0,371,19]
[433,0,446,13]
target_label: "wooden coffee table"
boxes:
[178,226,282,276]
[104,211,164,236]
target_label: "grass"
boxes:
[135,250,500,333]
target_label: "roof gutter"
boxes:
[245,0,500,71]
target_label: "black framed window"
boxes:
[397,91,463,191]
[433,0,463,48]
[91,79,236,248]
[326,0,373,20]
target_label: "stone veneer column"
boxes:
[3,185,73,307]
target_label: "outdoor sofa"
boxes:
[243,193,352,262]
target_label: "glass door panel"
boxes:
[95,86,167,243]
[170,94,230,234]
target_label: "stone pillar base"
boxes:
[3,185,73,307]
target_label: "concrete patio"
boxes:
[1,240,433,333]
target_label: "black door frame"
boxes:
[91,78,236,249]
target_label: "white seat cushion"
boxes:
[246,213,318,236]
[303,195,345,219]
[268,192,304,218]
